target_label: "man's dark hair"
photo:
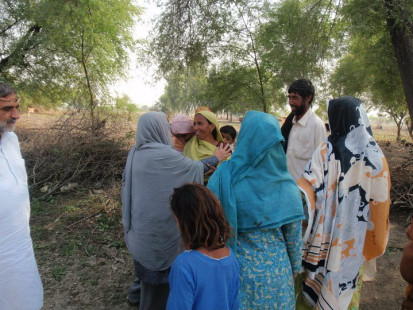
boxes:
[288,79,315,105]
[220,125,237,140]
[0,82,16,98]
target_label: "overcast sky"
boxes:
[112,2,165,107]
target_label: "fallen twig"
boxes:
[66,210,103,228]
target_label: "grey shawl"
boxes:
[122,112,204,271]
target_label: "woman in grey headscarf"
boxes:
[122,112,230,310]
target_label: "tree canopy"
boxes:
[149,0,342,114]
[148,0,413,137]
[2,0,413,136]
[1,0,140,131]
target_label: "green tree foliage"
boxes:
[149,0,236,74]
[204,62,271,113]
[150,0,277,112]
[150,0,413,126]
[1,0,140,133]
[115,95,138,121]
[330,0,409,140]
[258,0,342,85]
[150,0,343,114]
[153,66,209,114]
[382,0,413,134]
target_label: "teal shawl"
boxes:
[207,111,304,250]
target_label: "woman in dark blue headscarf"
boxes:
[207,110,305,309]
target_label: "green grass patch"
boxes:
[51,266,68,281]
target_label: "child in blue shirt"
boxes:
[167,183,240,310]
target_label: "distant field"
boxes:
[18,110,411,143]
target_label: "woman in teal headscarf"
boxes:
[207,111,305,309]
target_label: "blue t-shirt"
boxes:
[167,247,240,310]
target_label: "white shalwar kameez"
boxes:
[0,132,43,310]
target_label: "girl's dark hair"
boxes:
[220,125,237,140]
[170,183,233,250]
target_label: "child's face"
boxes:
[222,132,234,145]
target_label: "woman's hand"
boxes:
[214,143,231,161]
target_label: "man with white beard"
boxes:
[0,82,43,310]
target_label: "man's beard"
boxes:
[0,119,16,134]
[291,103,306,117]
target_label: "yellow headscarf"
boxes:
[195,106,212,113]
[183,110,224,160]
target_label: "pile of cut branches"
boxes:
[17,111,136,199]
[380,141,413,210]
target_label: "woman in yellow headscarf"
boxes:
[183,110,228,183]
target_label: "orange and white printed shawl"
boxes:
[299,97,390,310]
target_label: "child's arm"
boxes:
[281,220,303,274]
[401,242,413,309]
[167,259,194,310]
[401,241,413,285]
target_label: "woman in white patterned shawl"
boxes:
[297,96,391,309]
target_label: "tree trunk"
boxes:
[406,118,413,138]
[238,7,267,113]
[384,0,413,135]
[396,119,402,141]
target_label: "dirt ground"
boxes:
[18,113,413,309]
[359,209,409,309]
[30,202,410,310]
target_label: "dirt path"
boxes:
[360,209,409,309]
[29,192,410,310]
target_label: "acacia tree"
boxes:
[149,0,413,121]
[383,0,413,134]
[149,0,343,113]
[115,94,138,121]
[204,62,271,113]
[149,0,276,112]
[258,0,342,86]
[0,0,140,134]
[330,0,410,141]
[155,65,210,114]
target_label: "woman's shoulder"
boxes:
[172,250,204,271]
[174,250,197,261]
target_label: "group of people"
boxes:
[120,79,394,310]
[169,107,237,184]
[0,78,406,310]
